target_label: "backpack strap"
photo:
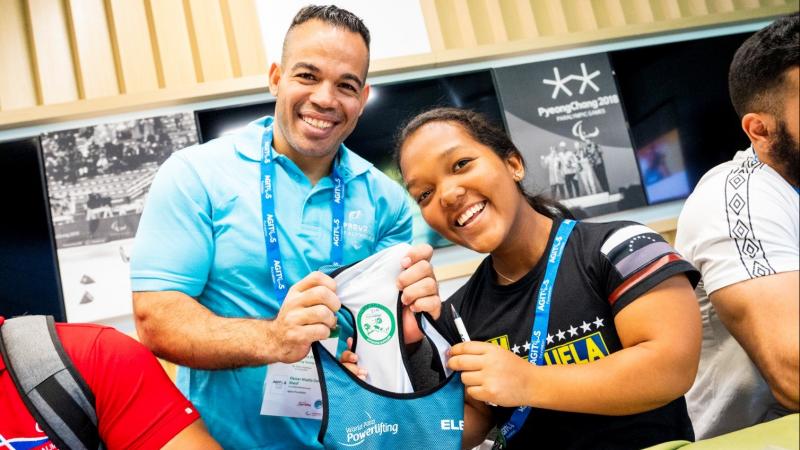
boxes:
[0,315,103,450]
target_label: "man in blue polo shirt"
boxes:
[130,6,438,449]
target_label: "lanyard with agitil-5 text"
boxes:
[260,124,346,301]
[493,219,577,449]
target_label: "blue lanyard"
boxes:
[497,219,577,444]
[260,125,345,302]
[752,150,799,195]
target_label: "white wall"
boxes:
[255,0,431,65]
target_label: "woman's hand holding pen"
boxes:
[448,341,537,408]
[397,244,441,344]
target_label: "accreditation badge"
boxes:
[491,433,507,450]
[260,329,339,420]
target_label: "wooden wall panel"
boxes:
[223,0,267,77]
[530,0,570,36]
[467,0,508,45]
[186,0,233,82]
[563,0,599,32]
[454,0,480,47]
[592,0,628,28]
[733,0,762,7]
[148,0,197,88]
[650,0,683,20]
[0,0,796,128]
[435,0,478,48]
[420,0,447,51]
[65,0,118,99]
[0,0,38,110]
[498,0,539,39]
[26,0,79,105]
[678,0,711,15]
[621,0,657,24]
[709,0,737,12]
[105,0,159,94]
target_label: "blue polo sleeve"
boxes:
[373,183,413,252]
[130,151,213,297]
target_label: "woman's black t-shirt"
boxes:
[435,219,701,450]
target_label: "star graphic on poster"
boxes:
[556,329,566,341]
[576,63,601,94]
[593,316,605,329]
[523,341,531,352]
[543,67,573,99]
[580,321,592,332]
[511,343,521,354]
[546,334,554,345]
[567,325,578,337]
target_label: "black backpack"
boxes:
[0,315,104,449]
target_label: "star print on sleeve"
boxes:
[546,334,554,345]
[600,224,687,307]
[593,317,604,329]
[567,325,578,337]
[580,321,592,332]
[556,329,566,341]
[511,343,521,354]
[600,225,675,279]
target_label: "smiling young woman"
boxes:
[395,107,704,450]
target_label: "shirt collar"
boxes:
[233,115,372,181]
[744,146,800,194]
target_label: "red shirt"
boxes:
[0,317,200,450]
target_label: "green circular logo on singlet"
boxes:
[357,303,395,345]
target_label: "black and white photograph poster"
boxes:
[41,112,198,322]
[493,53,646,218]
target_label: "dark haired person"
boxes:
[675,13,799,438]
[0,316,221,450]
[130,5,436,448]
[396,107,702,449]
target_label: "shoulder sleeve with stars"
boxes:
[598,222,700,315]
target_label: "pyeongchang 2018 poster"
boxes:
[493,53,646,218]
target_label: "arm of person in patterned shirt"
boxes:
[709,272,800,410]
